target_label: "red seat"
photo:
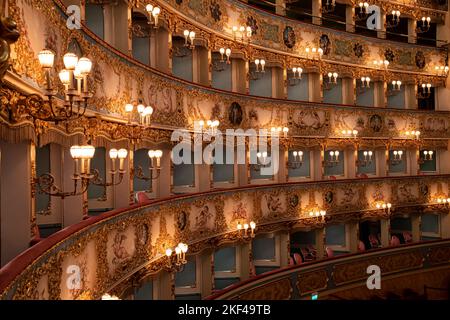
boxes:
[329,175,337,180]
[369,234,380,248]
[359,173,368,179]
[136,191,150,204]
[293,253,303,265]
[30,224,42,246]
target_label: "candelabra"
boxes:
[322,0,336,13]
[435,196,450,206]
[164,243,188,272]
[251,151,270,172]
[341,129,358,138]
[375,201,392,214]
[237,221,256,239]
[183,29,196,49]
[198,120,220,136]
[402,130,421,140]
[357,150,373,167]
[132,149,163,181]
[391,80,402,91]
[418,83,432,98]
[356,2,370,20]
[390,150,403,165]
[288,151,304,169]
[27,50,93,123]
[308,209,327,218]
[288,67,303,86]
[327,72,338,84]
[324,150,340,167]
[124,100,153,126]
[250,59,266,80]
[360,77,371,88]
[305,47,323,60]
[231,25,252,43]
[418,150,434,165]
[34,145,128,199]
[416,16,431,33]
[91,148,128,188]
[101,293,120,300]
[145,4,161,28]
[373,60,389,70]
[435,65,449,77]
[219,48,231,64]
[270,126,289,138]
[387,10,401,28]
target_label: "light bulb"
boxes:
[58,69,71,85]
[165,248,172,257]
[117,149,128,159]
[219,48,225,55]
[148,150,156,158]
[125,104,133,112]
[38,49,55,68]
[146,4,153,12]
[63,52,78,70]
[109,148,118,159]
[77,57,92,75]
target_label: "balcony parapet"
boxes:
[0,174,449,299]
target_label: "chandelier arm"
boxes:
[34,173,89,198]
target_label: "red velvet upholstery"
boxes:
[136,192,151,204]
[293,253,303,265]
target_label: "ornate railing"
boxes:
[206,238,450,300]
[0,174,449,299]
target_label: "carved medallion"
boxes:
[283,26,296,49]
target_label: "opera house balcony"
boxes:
[0,0,449,305]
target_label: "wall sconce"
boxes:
[418,83,432,98]
[254,59,266,72]
[250,59,266,80]
[232,25,252,42]
[251,151,270,172]
[145,4,161,28]
[357,2,370,20]
[357,150,373,167]
[419,150,434,164]
[391,80,402,91]
[375,201,392,214]
[183,29,196,49]
[305,47,323,59]
[436,197,450,205]
[219,48,231,64]
[391,150,403,165]
[270,126,289,138]
[288,151,304,169]
[387,10,401,28]
[29,50,92,123]
[308,210,326,218]
[101,293,120,300]
[373,60,389,70]
[341,129,358,138]
[125,101,153,126]
[237,221,256,238]
[322,0,336,13]
[325,150,340,167]
[403,130,420,140]
[165,243,188,272]
[90,148,128,188]
[435,65,449,77]
[35,145,127,198]
[417,16,431,33]
[198,120,220,136]
[132,149,163,181]
[327,72,338,84]
[360,76,370,88]
[289,67,303,86]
